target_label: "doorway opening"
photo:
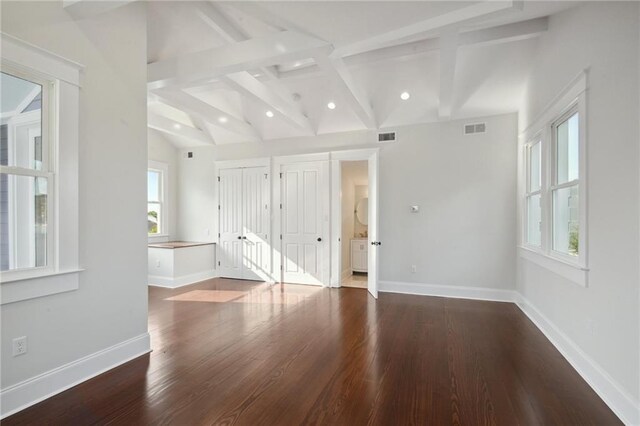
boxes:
[340,160,369,289]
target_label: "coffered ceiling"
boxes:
[146,1,577,147]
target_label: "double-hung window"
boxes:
[519,72,587,285]
[148,161,168,237]
[551,109,580,257]
[0,68,53,274]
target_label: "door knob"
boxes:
[317,237,322,242]
[371,241,382,246]
[242,236,247,240]
[237,236,242,240]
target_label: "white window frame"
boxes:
[523,135,542,249]
[518,71,588,287]
[147,160,169,240]
[0,33,83,304]
[1,65,55,276]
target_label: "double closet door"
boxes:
[218,167,270,281]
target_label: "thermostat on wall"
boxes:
[410,206,419,213]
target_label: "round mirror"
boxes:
[356,197,368,225]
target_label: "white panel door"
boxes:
[218,168,243,279]
[281,161,328,285]
[367,152,379,298]
[242,167,270,281]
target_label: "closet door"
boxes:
[218,168,243,279]
[242,167,270,281]
[281,161,328,285]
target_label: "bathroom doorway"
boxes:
[340,160,369,289]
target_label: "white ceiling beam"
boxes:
[148,113,213,145]
[221,72,313,134]
[192,2,308,133]
[458,16,548,47]
[332,1,517,58]
[438,31,458,119]
[218,2,375,129]
[151,89,261,141]
[147,30,331,90]
[315,56,377,129]
[63,0,136,19]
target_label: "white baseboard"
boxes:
[0,332,151,419]
[378,280,638,425]
[148,270,218,289]
[379,280,517,302]
[514,295,640,425]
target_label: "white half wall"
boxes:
[518,2,640,422]
[1,1,150,417]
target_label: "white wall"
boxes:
[148,129,179,241]
[1,0,149,401]
[178,113,517,291]
[518,0,640,413]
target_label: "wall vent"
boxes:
[377,131,396,143]
[464,122,486,135]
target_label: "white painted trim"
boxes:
[215,157,270,170]
[520,69,588,139]
[515,296,639,425]
[379,280,516,302]
[148,270,218,289]
[1,33,84,87]
[0,332,151,419]
[518,246,588,287]
[0,269,82,305]
[273,152,330,164]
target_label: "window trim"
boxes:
[523,136,542,249]
[518,71,588,286]
[1,64,56,280]
[148,160,169,239]
[0,33,83,303]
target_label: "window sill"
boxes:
[0,268,83,305]
[518,246,588,287]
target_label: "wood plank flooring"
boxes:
[4,278,621,425]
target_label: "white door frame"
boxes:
[273,153,331,286]
[329,148,380,298]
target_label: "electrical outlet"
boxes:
[156,259,160,268]
[411,265,417,273]
[205,228,210,236]
[12,336,27,356]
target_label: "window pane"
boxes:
[0,174,48,271]
[553,185,579,256]
[0,72,43,170]
[556,112,579,184]
[148,170,160,202]
[529,141,541,192]
[527,194,541,246]
[148,202,161,234]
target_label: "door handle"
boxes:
[371,241,381,246]
[317,237,322,242]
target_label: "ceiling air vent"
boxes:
[464,122,486,135]
[377,131,396,143]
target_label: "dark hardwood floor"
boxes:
[4,278,621,425]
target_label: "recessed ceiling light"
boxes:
[327,102,336,110]
[266,110,274,118]
[400,91,411,100]
[173,123,181,130]
[218,116,228,124]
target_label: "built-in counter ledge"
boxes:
[148,241,216,249]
